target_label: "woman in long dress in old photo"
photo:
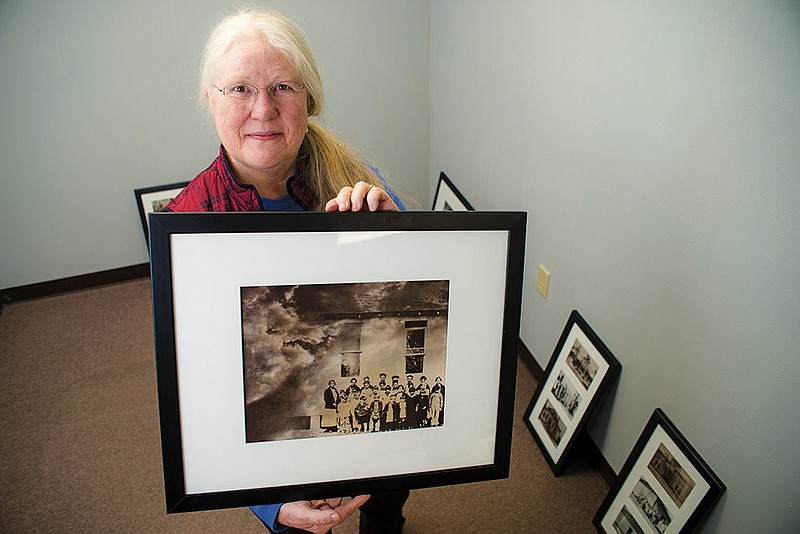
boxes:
[429,380,444,427]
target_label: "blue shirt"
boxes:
[250,503,285,532]
[260,195,305,212]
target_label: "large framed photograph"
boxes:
[149,210,526,513]
[593,408,725,534]
[133,182,188,247]
[523,310,620,474]
[432,172,474,211]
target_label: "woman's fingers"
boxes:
[324,182,398,212]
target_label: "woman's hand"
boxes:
[325,181,399,212]
[276,495,370,533]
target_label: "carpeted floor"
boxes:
[0,278,608,533]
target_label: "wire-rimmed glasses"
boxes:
[213,81,306,104]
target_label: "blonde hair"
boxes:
[199,7,386,210]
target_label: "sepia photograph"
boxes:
[538,399,566,446]
[551,369,582,419]
[613,505,646,534]
[630,477,671,534]
[150,197,173,212]
[241,280,450,443]
[648,443,696,508]
[566,338,599,390]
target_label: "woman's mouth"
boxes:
[246,131,281,140]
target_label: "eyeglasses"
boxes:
[213,80,306,104]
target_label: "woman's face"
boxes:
[208,37,308,192]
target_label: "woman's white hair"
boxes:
[198,7,323,116]
[195,7,408,210]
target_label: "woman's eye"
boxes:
[224,84,256,97]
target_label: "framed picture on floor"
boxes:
[523,310,620,475]
[133,182,188,247]
[432,172,474,211]
[149,210,526,513]
[593,408,726,534]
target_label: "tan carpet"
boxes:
[0,279,608,533]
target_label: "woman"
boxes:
[429,377,445,427]
[322,380,340,433]
[165,10,402,215]
[416,376,431,427]
[165,8,408,534]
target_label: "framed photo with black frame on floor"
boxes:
[432,172,474,211]
[593,408,726,534]
[523,310,620,475]
[133,181,188,248]
[149,210,526,513]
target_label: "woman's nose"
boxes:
[249,91,278,119]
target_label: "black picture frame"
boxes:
[523,310,620,475]
[593,408,726,533]
[133,182,188,247]
[432,172,474,211]
[149,210,526,513]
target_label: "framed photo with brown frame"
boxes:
[432,171,474,211]
[593,408,726,534]
[523,310,620,475]
[133,181,188,248]
[149,210,526,513]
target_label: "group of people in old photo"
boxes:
[321,373,445,434]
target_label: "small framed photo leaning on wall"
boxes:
[133,182,188,248]
[432,171,474,211]
[593,408,726,534]
[149,210,526,513]
[523,310,621,475]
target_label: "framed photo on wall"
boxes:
[149,210,526,513]
[523,310,620,475]
[133,182,188,247]
[593,408,726,534]
[432,172,474,211]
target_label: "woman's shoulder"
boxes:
[162,154,225,212]
[164,150,257,212]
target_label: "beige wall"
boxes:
[430,1,800,531]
